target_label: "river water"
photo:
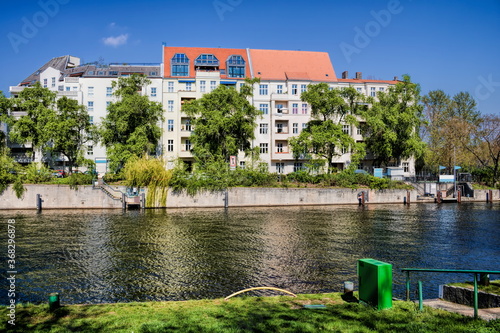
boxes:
[0,202,499,305]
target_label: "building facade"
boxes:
[6,47,415,177]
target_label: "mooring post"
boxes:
[36,194,42,211]
[407,191,410,205]
[488,190,493,203]
[457,190,461,203]
[224,190,229,209]
[122,193,126,210]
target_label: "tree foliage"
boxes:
[361,75,425,167]
[99,74,164,172]
[9,82,56,160]
[290,83,365,173]
[182,79,260,165]
[0,91,13,153]
[45,97,94,172]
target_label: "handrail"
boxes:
[402,268,500,319]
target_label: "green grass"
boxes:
[1,293,499,332]
[449,280,500,295]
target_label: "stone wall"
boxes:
[441,285,500,309]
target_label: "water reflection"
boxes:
[0,203,498,305]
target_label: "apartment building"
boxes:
[8,55,162,175]
[162,46,412,175]
[6,47,415,176]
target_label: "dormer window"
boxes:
[227,55,245,78]
[195,54,219,71]
[171,53,189,76]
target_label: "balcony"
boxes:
[11,153,33,163]
[65,77,79,83]
[9,86,25,94]
[58,91,78,97]
[195,70,220,79]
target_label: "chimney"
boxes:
[393,76,398,81]
[355,72,362,80]
[342,71,348,79]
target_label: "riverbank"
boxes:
[1,293,498,332]
[1,184,498,210]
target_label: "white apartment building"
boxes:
[162,46,414,176]
[6,47,415,177]
[8,55,162,175]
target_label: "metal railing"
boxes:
[402,268,500,319]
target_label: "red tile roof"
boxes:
[337,78,399,84]
[249,49,337,82]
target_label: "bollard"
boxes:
[122,193,126,210]
[224,190,229,208]
[407,191,410,205]
[49,293,60,311]
[457,190,461,203]
[140,193,146,209]
[36,194,42,211]
[418,281,423,311]
[344,281,354,296]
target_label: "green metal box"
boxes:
[358,258,393,309]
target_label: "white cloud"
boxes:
[102,34,129,47]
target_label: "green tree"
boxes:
[182,79,260,165]
[0,91,13,154]
[99,74,164,172]
[46,97,94,173]
[361,75,425,167]
[290,84,365,173]
[9,82,56,161]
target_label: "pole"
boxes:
[405,271,410,301]
[473,273,478,319]
[418,281,423,311]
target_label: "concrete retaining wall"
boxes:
[1,184,496,210]
[0,184,123,210]
[441,285,500,309]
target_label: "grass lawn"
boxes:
[1,293,499,332]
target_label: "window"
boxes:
[89,116,94,124]
[210,81,217,91]
[72,86,78,91]
[379,87,385,91]
[167,140,174,152]
[51,77,56,88]
[259,123,268,134]
[356,87,362,92]
[58,85,63,91]
[276,123,284,133]
[185,139,192,151]
[151,87,157,97]
[185,82,192,91]
[403,162,409,173]
[98,71,105,75]
[87,101,94,112]
[43,78,47,88]
[65,86,70,91]
[227,55,245,78]
[292,103,298,114]
[301,84,307,93]
[301,103,308,114]
[171,53,189,76]
[167,119,174,132]
[292,84,298,95]
[106,101,111,107]
[168,82,174,92]
[294,162,303,172]
[239,161,246,169]
[302,123,307,130]
[277,85,283,94]
[87,145,93,156]
[184,119,192,131]
[341,146,348,154]
[150,71,157,76]
[276,163,285,173]
[106,87,112,97]
[276,104,284,113]
[293,123,298,134]
[259,104,269,115]
[342,124,350,134]
[88,71,94,75]
[357,127,362,135]
[259,143,268,154]
[259,84,268,95]
[200,80,206,92]
[370,87,376,97]
[167,100,174,112]
[276,143,283,153]
[195,54,219,66]
[88,87,94,97]
[109,71,118,76]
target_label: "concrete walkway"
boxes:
[422,299,500,321]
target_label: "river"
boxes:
[0,202,498,305]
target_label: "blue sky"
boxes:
[1,0,499,115]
